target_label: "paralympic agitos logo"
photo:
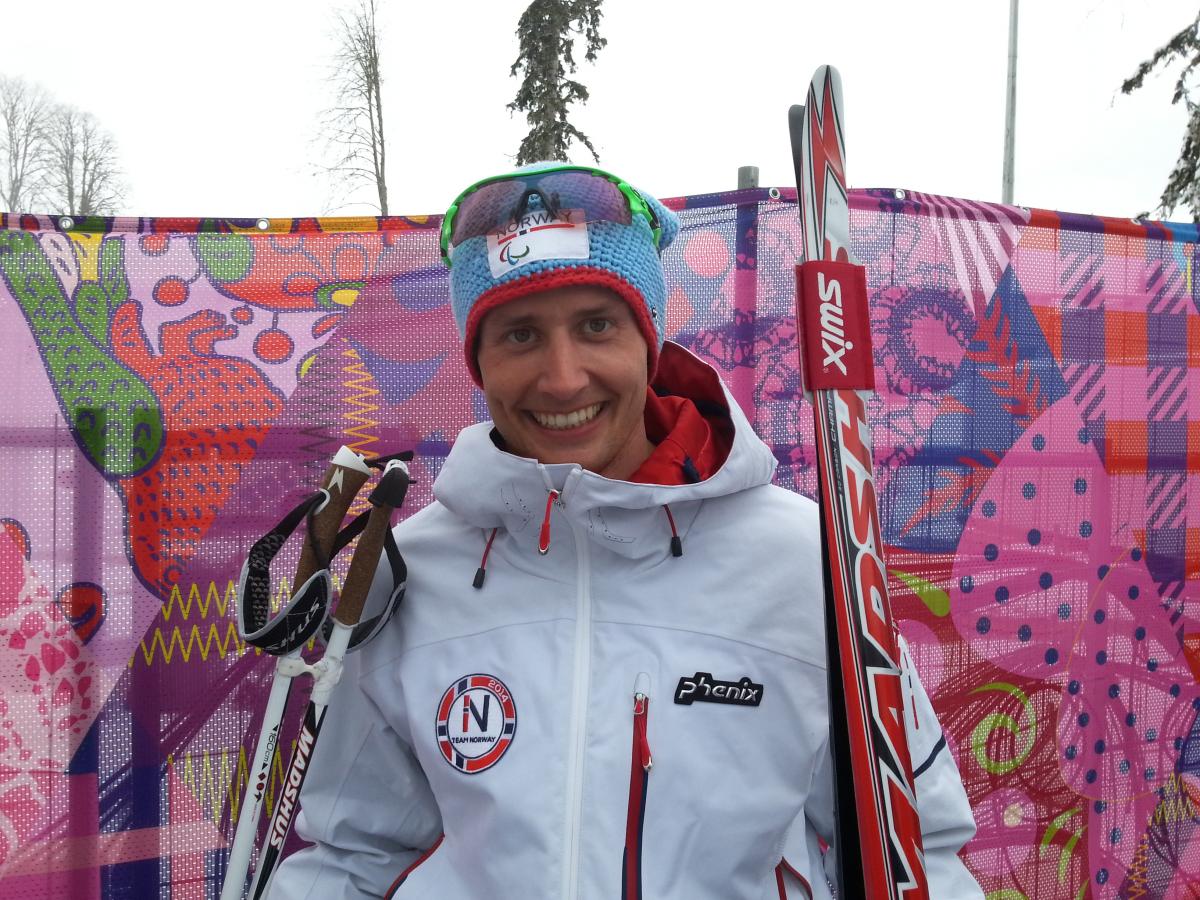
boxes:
[485,208,589,277]
[494,209,579,266]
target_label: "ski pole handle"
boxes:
[334,459,411,629]
[246,459,412,899]
[293,446,372,590]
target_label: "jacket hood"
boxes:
[432,342,777,560]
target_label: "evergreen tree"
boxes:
[1122,10,1200,218]
[509,0,606,165]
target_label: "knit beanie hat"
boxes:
[441,161,680,385]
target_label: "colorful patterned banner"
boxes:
[0,190,1196,899]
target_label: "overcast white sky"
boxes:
[4,0,1195,220]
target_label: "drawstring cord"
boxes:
[538,489,560,555]
[473,527,499,589]
[663,505,683,558]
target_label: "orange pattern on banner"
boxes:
[341,347,381,457]
[133,620,246,667]
[1184,633,1200,684]
[1151,774,1200,826]
[132,581,246,667]
[171,741,296,826]
[1103,421,1200,476]
[1123,833,1151,899]
[1105,311,1149,366]
[1029,306,1062,361]
[1104,422,1150,475]
[160,580,238,622]
[134,576,343,666]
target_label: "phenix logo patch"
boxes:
[673,672,764,707]
[485,208,588,277]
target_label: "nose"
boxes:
[537,330,589,399]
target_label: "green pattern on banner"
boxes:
[969,681,1037,776]
[0,229,162,475]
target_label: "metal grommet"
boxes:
[59,216,74,231]
[255,217,271,231]
[768,187,781,200]
[893,189,906,200]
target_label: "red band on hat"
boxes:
[463,266,660,386]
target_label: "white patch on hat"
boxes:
[486,208,589,278]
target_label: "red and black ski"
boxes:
[789,65,930,900]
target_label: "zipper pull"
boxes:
[633,673,652,772]
[538,489,560,555]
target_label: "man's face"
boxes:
[475,284,653,479]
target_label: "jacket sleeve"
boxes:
[265,639,443,899]
[783,636,982,899]
[898,635,982,898]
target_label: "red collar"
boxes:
[628,347,734,485]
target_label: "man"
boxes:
[267,162,982,898]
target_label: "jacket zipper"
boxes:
[558,469,590,900]
[622,673,652,899]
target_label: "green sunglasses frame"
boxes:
[439,163,661,266]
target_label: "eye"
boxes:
[506,327,535,344]
[583,318,612,335]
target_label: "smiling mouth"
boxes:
[530,402,604,431]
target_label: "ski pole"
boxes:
[246,456,413,899]
[221,447,373,900]
[789,66,929,899]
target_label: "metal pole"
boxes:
[738,165,759,189]
[1002,0,1019,204]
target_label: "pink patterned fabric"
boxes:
[0,192,1196,898]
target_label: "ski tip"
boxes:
[811,64,843,91]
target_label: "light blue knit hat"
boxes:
[442,161,680,384]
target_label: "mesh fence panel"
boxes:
[0,191,1197,898]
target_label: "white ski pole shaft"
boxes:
[247,460,410,899]
[222,447,372,900]
[220,650,303,900]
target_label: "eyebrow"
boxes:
[491,304,624,329]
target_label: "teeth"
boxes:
[532,403,602,430]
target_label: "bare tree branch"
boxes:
[316,0,389,214]
[44,104,126,216]
[0,75,53,212]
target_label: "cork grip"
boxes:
[334,500,391,628]
[293,447,372,591]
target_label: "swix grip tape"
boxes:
[795,260,874,392]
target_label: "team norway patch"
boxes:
[436,674,518,774]
[485,208,589,277]
[673,672,764,707]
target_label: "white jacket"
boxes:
[268,344,982,899]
